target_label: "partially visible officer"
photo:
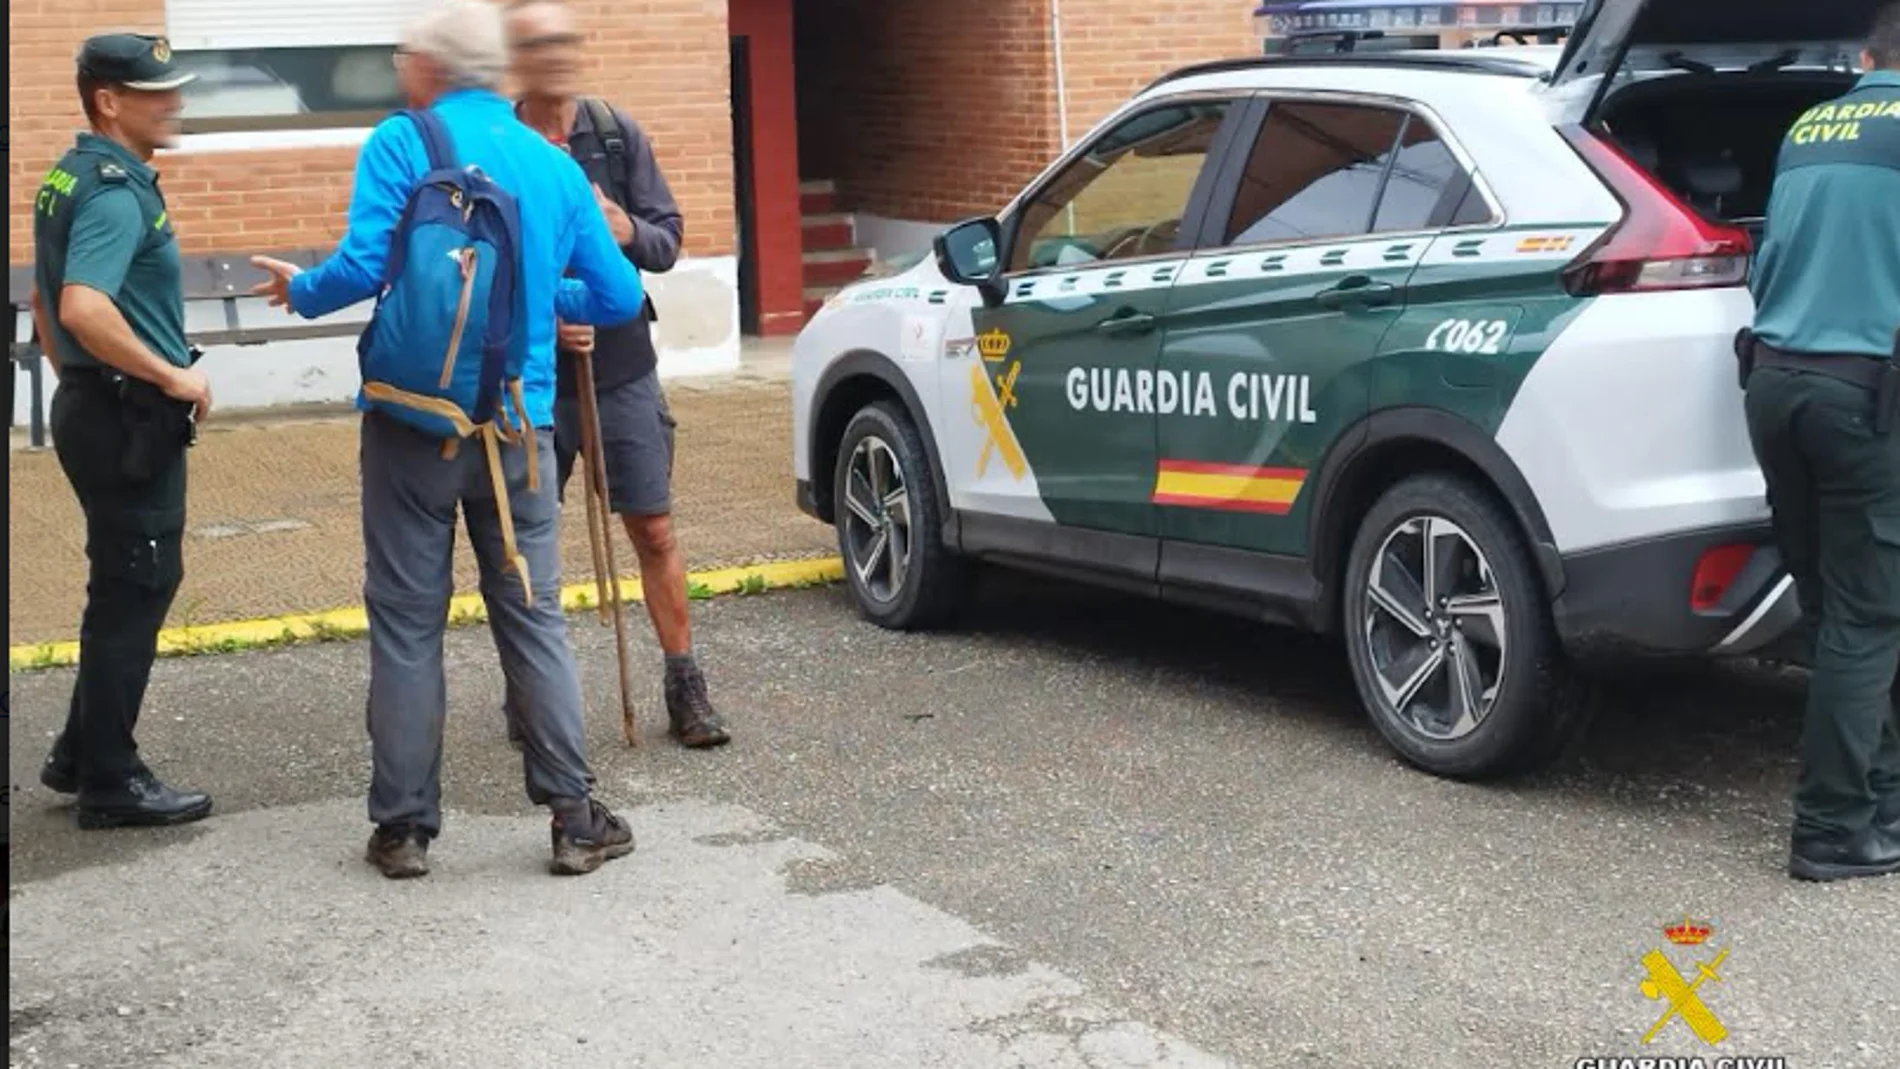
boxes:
[29,32,215,828]
[1740,0,1900,883]
[503,0,731,749]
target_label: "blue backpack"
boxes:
[357,108,541,599]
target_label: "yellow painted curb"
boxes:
[9,556,845,673]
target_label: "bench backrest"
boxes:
[9,248,333,306]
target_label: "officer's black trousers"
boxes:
[46,374,188,791]
[1744,365,1900,841]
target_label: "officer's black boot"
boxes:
[76,771,212,829]
[40,733,78,794]
[1790,825,1900,882]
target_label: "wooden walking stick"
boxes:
[573,344,640,747]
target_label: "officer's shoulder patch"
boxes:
[97,161,128,183]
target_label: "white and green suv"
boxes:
[790,0,1880,779]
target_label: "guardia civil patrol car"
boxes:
[791,0,1883,780]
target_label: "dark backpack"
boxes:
[579,98,661,324]
[581,97,630,204]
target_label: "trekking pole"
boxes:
[574,347,640,748]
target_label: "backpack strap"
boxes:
[404,107,458,173]
[471,184,523,437]
[377,109,462,288]
[581,97,629,198]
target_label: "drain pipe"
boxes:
[1051,0,1076,234]
[1051,0,1072,151]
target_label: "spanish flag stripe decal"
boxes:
[1152,460,1306,515]
[1155,459,1307,481]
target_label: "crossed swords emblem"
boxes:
[971,360,1024,479]
[1639,945,1730,1046]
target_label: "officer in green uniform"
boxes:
[1741,2,1900,883]
[29,32,216,828]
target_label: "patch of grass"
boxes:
[737,573,769,596]
[306,618,356,643]
[185,636,249,657]
[687,579,715,601]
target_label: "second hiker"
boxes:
[504,0,731,750]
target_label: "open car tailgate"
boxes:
[1549,0,1877,101]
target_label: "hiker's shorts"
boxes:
[552,370,677,517]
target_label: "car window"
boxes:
[1369,116,1479,233]
[1223,101,1409,246]
[1008,101,1233,273]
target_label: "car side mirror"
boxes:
[933,217,1008,308]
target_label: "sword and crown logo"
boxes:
[1637,915,1730,1047]
[966,327,1025,480]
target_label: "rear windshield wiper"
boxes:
[1661,51,1717,76]
[1747,49,1800,74]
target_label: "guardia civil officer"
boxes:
[30,33,215,828]
[1740,1,1900,883]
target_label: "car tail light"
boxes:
[1690,543,1755,613]
[1556,127,1753,296]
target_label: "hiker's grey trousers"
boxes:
[359,411,595,837]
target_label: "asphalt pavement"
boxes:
[8,575,1897,1068]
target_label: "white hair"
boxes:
[404,0,508,90]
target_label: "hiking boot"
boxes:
[366,825,431,880]
[549,798,635,876]
[664,663,731,749]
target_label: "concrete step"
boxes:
[803,285,840,322]
[801,213,854,252]
[799,179,838,217]
[803,247,874,288]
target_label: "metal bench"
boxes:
[10,249,369,448]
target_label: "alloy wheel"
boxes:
[1362,515,1508,741]
[841,435,912,603]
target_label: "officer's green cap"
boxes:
[76,33,196,91]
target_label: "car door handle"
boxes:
[1315,277,1398,311]
[1096,309,1157,336]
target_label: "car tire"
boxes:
[831,400,967,630]
[1340,472,1591,781]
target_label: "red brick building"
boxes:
[9,0,1255,404]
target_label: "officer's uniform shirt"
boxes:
[1750,70,1900,359]
[33,131,190,372]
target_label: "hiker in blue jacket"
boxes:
[250,0,647,880]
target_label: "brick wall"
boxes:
[1051,0,1257,141]
[794,0,1256,226]
[794,0,1058,225]
[568,0,734,261]
[8,0,736,265]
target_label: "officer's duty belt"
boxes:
[1746,334,1900,435]
[57,364,127,391]
[1749,340,1891,392]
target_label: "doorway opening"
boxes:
[729,33,761,336]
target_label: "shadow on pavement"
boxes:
[936,566,1805,808]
